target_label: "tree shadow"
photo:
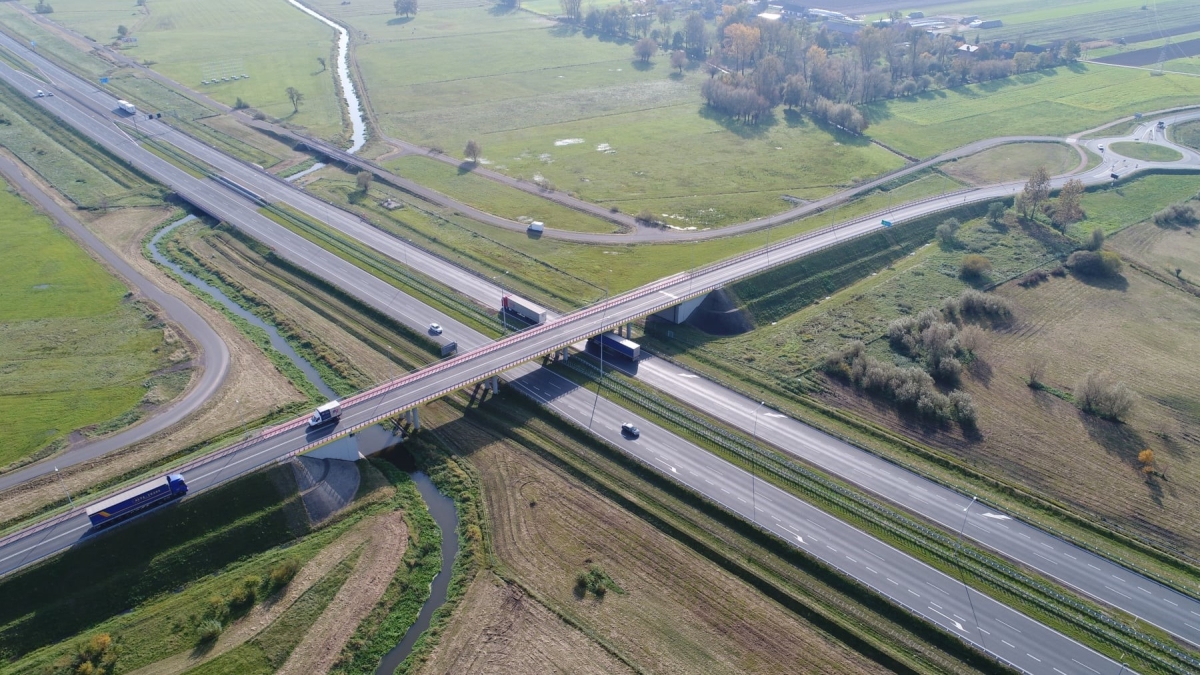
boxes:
[668,71,684,81]
[387,16,414,25]
[549,24,582,38]
[783,108,808,128]
[487,3,518,16]
[456,161,476,175]
[1069,270,1129,292]
[1079,411,1162,506]
[967,357,993,387]
[697,105,777,139]
[631,59,655,71]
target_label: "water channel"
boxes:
[150,215,338,400]
[286,0,368,154]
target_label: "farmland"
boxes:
[908,0,1200,45]
[8,0,346,141]
[0,182,183,470]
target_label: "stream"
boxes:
[286,0,368,154]
[150,215,338,400]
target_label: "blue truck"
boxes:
[592,332,641,360]
[86,474,188,528]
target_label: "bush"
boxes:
[1050,265,1067,277]
[1152,203,1199,228]
[987,201,1006,225]
[267,558,299,593]
[960,254,992,280]
[946,289,1013,324]
[1076,371,1136,421]
[1088,227,1105,251]
[197,619,223,644]
[1067,250,1121,278]
[1018,269,1049,287]
[936,217,960,244]
[822,343,975,427]
[635,208,656,225]
[233,97,249,110]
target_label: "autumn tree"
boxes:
[723,23,760,73]
[1138,448,1155,475]
[634,37,657,63]
[1018,165,1051,218]
[285,87,304,113]
[464,139,482,163]
[670,49,687,74]
[1052,178,1084,229]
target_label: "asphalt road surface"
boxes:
[1,34,1198,671]
[0,156,230,493]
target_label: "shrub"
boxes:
[949,390,977,426]
[987,201,1006,225]
[1049,265,1067,277]
[1076,371,1136,421]
[1018,269,1049,287]
[1067,250,1122,278]
[1088,227,1105,251]
[267,558,300,592]
[823,344,969,426]
[1152,203,1199,228]
[960,254,992,280]
[197,619,223,644]
[635,208,656,225]
[233,97,249,110]
[957,324,987,353]
[948,289,1013,324]
[936,217,960,244]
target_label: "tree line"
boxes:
[557,1,1082,129]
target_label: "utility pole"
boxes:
[751,401,765,525]
[588,270,611,430]
[54,467,73,507]
[955,495,986,651]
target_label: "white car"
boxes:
[429,323,443,335]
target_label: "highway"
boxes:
[1,32,1198,672]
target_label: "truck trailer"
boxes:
[116,99,137,115]
[502,294,549,325]
[591,332,641,360]
[86,474,188,528]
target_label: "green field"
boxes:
[866,65,1200,158]
[304,0,905,227]
[12,0,347,141]
[385,155,621,234]
[1109,141,1185,162]
[1175,119,1200,151]
[0,184,180,468]
[941,142,1078,185]
[1067,173,1199,238]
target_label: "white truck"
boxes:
[116,99,137,115]
[502,294,549,325]
[308,400,341,427]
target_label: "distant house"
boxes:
[758,11,782,21]
[908,11,924,19]
[823,20,863,41]
[957,44,980,54]
[978,19,1003,29]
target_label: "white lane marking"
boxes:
[677,373,699,379]
[846,556,858,563]
[866,550,886,562]
[1063,553,1076,560]
[1031,551,1058,565]
[886,578,898,585]
[1104,584,1133,600]
[1001,640,1016,649]
[1087,563,1101,571]
[1164,598,1177,607]
[981,513,1011,520]
[1026,654,1041,663]
[907,589,920,598]
[805,518,827,531]
[653,457,677,473]
[1111,574,1125,583]
[0,522,91,563]
[996,619,1021,633]
[1186,623,1200,631]
[926,582,950,595]
[929,606,966,633]
[1054,669,1069,675]
[764,413,786,418]
[1138,587,1152,594]
[1017,532,1031,540]
[1072,658,1102,674]
[865,566,877,574]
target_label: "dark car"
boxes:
[621,422,640,438]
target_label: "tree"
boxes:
[1138,448,1155,475]
[559,0,582,22]
[634,37,657,63]
[1076,371,1136,421]
[936,217,960,244]
[394,0,418,18]
[117,25,128,38]
[1052,178,1084,229]
[1019,165,1051,218]
[355,170,373,193]
[656,4,673,34]
[1088,227,1105,251]
[285,87,304,113]
[723,23,760,73]
[960,254,992,280]
[317,56,326,72]
[1026,354,1049,387]
[464,139,481,163]
[35,0,53,13]
[670,49,687,74]
[683,12,708,59]
[987,201,1007,225]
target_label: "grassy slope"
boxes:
[866,65,1200,158]
[19,0,346,141]
[0,183,173,467]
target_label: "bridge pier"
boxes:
[490,376,500,395]
[653,293,708,324]
[404,407,421,430]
